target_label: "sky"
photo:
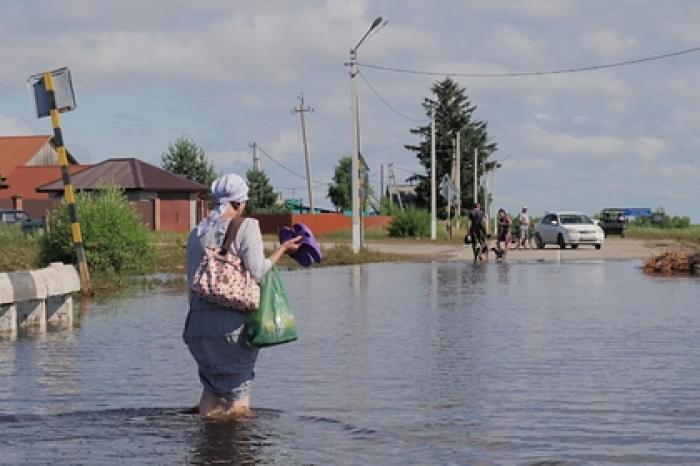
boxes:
[0,0,699,221]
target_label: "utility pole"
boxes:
[473,147,478,205]
[380,164,384,201]
[292,93,315,214]
[455,130,461,228]
[349,16,383,253]
[430,101,437,240]
[249,142,261,171]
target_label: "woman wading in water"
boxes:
[183,174,301,417]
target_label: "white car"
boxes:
[534,211,604,250]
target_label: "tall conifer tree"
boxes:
[404,78,497,213]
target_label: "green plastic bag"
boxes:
[247,267,298,347]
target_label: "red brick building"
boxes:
[37,158,207,232]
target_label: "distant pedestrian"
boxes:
[495,208,512,260]
[518,206,530,249]
[467,202,488,261]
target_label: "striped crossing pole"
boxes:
[43,71,92,294]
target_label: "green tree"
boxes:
[245,169,278,212]
[327,156,352,212]
[405,78,497,213]
[326,156,374,212]
[161,136,216,187]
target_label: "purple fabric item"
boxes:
[278,223,323,267]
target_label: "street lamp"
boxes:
[349,16,384,253]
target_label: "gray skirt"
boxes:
[184,303,259,401]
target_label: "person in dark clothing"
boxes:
[467,202,488,261]
[493,208,512,261]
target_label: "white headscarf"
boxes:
[196,173,249,236]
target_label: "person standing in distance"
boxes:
[467,202,488,261]
[495,208,512,261]
[518,206,530,249]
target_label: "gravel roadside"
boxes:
[360,238,678,263]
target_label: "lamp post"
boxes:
[350,16,383,253]
[430,103,437,240]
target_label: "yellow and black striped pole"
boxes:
[43,71,92,294]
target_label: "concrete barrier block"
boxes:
[39,264,78,295]
[0,303,17,334]
[47,295,73,326]
[41,264,81,296]
[0,274,14,305]
[6,271,47,303]
[17,299,46,331]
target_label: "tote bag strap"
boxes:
[220,217,246,255]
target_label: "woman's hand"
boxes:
[269,235,303,265]
[282,236,303,253]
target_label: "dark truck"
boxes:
[599,208,627,237]
[0,208,45,233]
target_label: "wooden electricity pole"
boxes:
[292,94,315,213]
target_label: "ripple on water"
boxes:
[1,261,700,464]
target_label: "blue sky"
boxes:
[1,0,698,221]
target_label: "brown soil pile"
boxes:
[644,250,700,276]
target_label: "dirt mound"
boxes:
[644,250,700,276]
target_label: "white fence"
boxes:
[0,263,80,336]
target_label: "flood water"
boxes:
[1,260,699,465]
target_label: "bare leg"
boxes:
[198,387,251,418]
[198,387,221,417]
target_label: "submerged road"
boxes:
[361,238,678,263]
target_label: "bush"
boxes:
[378,196,402,216]
[41,185,153,273]
[387,207,430,237]
[632,213,692,229]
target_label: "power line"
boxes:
[256,144,330,186]
[358,45,700,78]
[357,70,427,123]
[0,87,184,130]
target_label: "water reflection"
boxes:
[190,417,259,464]
[1,261,699,464]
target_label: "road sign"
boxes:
[439,174,458,202]
[27,67,76,118]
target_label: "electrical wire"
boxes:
[357,45,700,78]
[256,145,331,186]
[357,70,427,123]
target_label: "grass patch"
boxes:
[320,244,410,266]
[317,227,390,241]
[317,223,472,245]
[626,225,700,248]
[0,225,42,272]
[149,230,188,273]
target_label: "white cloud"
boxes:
[581,30,638,59]
[495,26,537,56]
[207,149,251,174]
[632,137,666,161]
[517,123,624,158]
[0,115,32,136]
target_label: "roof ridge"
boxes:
[131,158,145,188]
[0,135,52,140]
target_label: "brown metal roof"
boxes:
[2,165,92,199]
[36,158,208,193]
